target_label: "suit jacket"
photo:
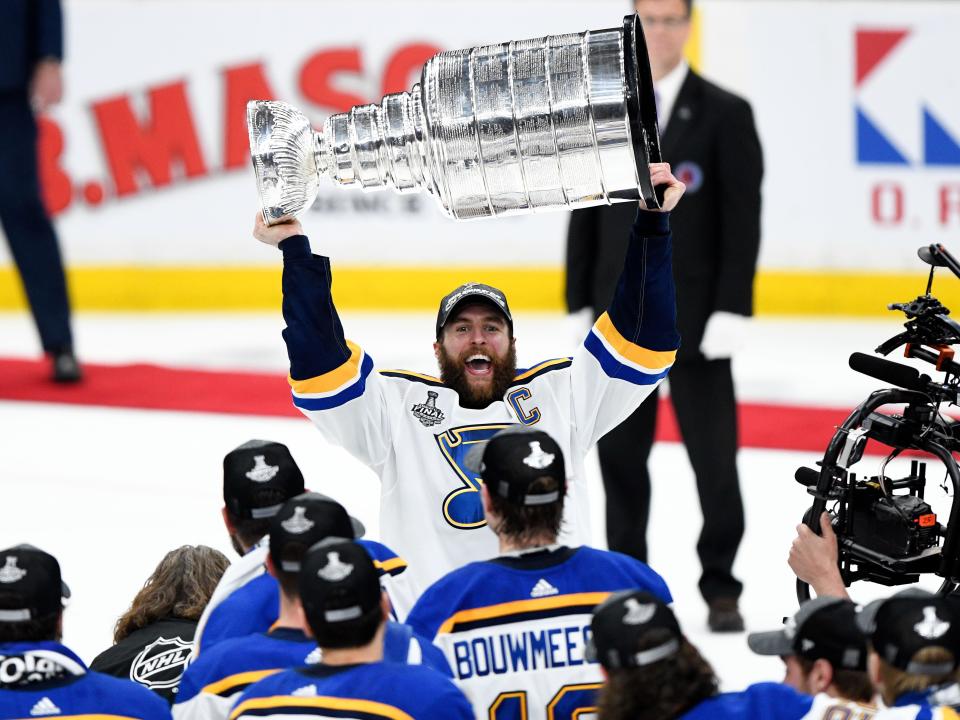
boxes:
[566,69,763,360]
[0,0,62,93]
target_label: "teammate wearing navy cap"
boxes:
[406,427,671,720]
[175,494,445,720]
[748,597,874,704]
[229,540,472,720]
[588,591,880,720]
[193,439,307,654]
[0,545,170,720]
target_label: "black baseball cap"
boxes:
[223,440,305,520]
[435,282,513,339]
[857,588,960,675]
[748,597,867,671]
[586,590,682,670]
[0,545,71,623]
[464,426,566,506]
[299,539,383,647]
[269,493,365,573]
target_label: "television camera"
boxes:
[796,244,960,601]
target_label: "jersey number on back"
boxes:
[489,684,600,720]
[436,424,513,529]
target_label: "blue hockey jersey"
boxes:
[174,625,450,720]
[682,683,878,719]
[228,661,472,720]
[405,545,671,720]
[198,539,411,653]
[0,641,170,720]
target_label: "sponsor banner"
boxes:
[0,1,957,312]
[702,0,960,270]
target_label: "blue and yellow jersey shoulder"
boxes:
[229,662,472,720]
[406,545,672,642]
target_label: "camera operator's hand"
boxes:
[789,512,850,600]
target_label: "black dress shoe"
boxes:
[51,350,82,383]
[707,597,745,633]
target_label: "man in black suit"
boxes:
[0,0,80,382]
[565,0,762,631]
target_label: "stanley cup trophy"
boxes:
[248,14,662,224]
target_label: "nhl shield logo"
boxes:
[411,391,445,427]
[129,636,193,690]
[246,455,279,483]
[0,557,26,584]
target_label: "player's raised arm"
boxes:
[570,164,684,449]
[254,214,390,469]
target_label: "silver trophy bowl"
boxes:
[248,14,662,224]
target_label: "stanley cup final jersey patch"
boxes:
[411,391,445,427]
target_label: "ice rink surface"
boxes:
[1,309,952,690]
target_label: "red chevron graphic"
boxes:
[856,29,909,87]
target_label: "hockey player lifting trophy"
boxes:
[248,14,687,615]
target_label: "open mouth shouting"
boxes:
[464,353,493,378]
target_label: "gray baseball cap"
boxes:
[748,596,867,671]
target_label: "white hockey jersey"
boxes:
[279,210,679,610]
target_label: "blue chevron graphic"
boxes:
[923,107,960,166]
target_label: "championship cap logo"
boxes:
[318,552,353,582]
[246,455,279,483]
[915,606,950,640]
[622,598,656,626]
[0,557,26,584]
[281,506,315,535]
[523,441,555,470]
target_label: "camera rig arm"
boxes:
[796,387,960,602]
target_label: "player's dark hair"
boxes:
[0,595,60,643]
[310,604,383,650]
[274,541,313,598]
[793,656,874,704]
[597,635,718,720]
[226,510,275,552]
[113,545,229,642]
[488,476,564,543]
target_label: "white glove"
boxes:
[699,311,750,360]
[565,308,595,354]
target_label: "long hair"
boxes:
[113,545,229,642]
[876,648,959,707]
[598,635,719,720]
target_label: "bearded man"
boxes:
[254,164,685,613]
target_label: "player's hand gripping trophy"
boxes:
[247,14,665,227]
